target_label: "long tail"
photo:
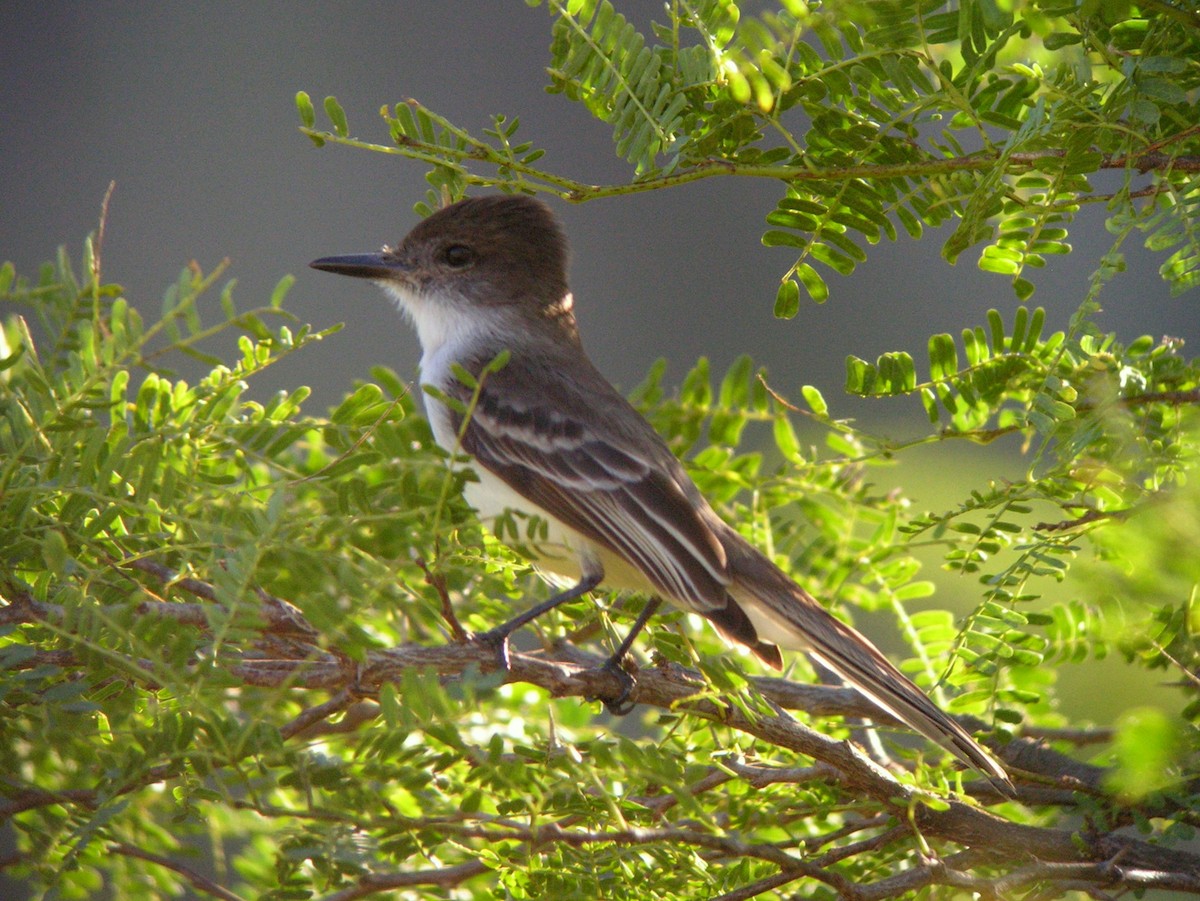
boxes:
[804,614,1013,793]
[724,539,1013,794]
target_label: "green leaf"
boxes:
[482,349,511,374]
[1043,31,1081,49]
[270,275,295,309]
[0,342,25,372]
[928,334,958,382]
[762,230,806,249]
[1138,56,1188,74]
[450,363,479,390]
[773,414,801,462]
[295,91,316,128]
[1105,708,1182,801]
[547,0,686,173]
[795,263,828,303]
[845,355,873,395]
[331,383,386,425]
[801,384,827,417]
[718,355,753,408]
[41,530,70,576]
[324,95,349,136]
[774,279,800,319]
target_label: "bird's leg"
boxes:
[475,570,604,669]
[595,597,662,716]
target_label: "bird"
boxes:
[310,193,1011,790]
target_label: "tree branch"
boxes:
[8,563,1200,896]
[319,860,490,901]
[208,638,1200,892]
[109,843,247,901]
[302,121,1200,203]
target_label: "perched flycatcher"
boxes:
[311,194,1010,790]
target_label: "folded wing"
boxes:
[451,361,731,613]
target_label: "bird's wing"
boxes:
[447,355,731,611]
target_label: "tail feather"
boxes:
[722,536,1012,794]
[805,637,1012,794]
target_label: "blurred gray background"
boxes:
[4,2,1194,421]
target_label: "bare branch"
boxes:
[711,870,801,901]
[0,784,99,818]
[109,843,247,901]
[319,860,489,901]
[279,689,357,740]
[412,554,468,641]
[1020,725,1114,746]
[124,557,319,639]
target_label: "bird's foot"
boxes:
[593,656,638,715]
[473,627,514,671]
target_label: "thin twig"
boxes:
[320,860,489,901]
[636,767,735,817]
[1022,725,1115,746]
[92,180,116,286]
[412,554,469,641]
[123,558,319,639]
[279,689,356,740]
[109,843,247,901]
[711,869,803,901]
[304,125,1200,203]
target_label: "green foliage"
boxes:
[302,1,1200,304]
[4,227,1199,894]
[545,0,692,172]
[0,244,491,898]
[1106,706,1183,801]
[7,0,1200,897]
[842,293,1199,732]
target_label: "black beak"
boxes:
[309,253,408,279]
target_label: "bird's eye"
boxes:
[441,244,474,268]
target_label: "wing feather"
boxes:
[453,372,730,611]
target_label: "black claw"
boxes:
[474,628,513,670]
[595,658,638,715]
[593,596,661,714]
[463,573,607,673]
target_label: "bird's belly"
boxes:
[462,471,582,572]
[463,470,658,594]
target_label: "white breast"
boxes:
[386,281,662,597]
